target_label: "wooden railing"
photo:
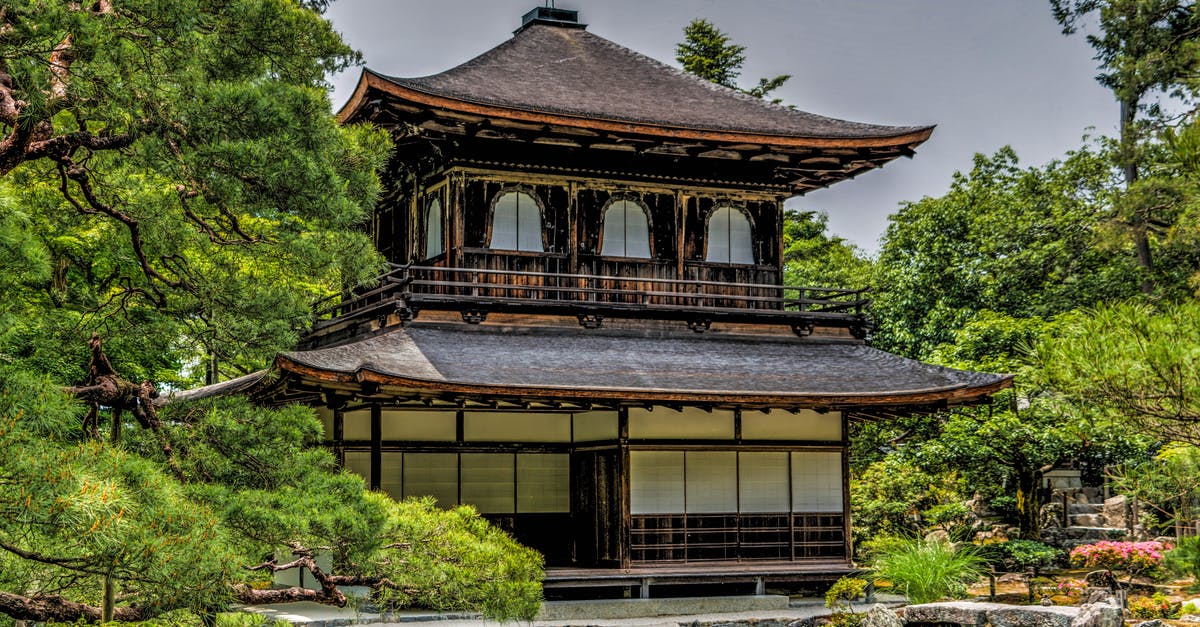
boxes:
[312,260,871,332]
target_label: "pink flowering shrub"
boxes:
[1069,541,1173,579]
[1054,579,1086,601]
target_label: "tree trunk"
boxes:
[1015,468,1042,539]
[102,575,116,623]
[1120,97,1155,295]
[0,590,146,623]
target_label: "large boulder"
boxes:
[1102,495,1128,528]
[1070,602,1123,627]
[902,602,989,626]
[902,602,1077,627]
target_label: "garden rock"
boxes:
[903,602,1077,627]
[1134,621,1165,627]
[1041,502,1065,529]
[923,529,950,543]
[1070,602,1123,627]
[1082,588,1117,605]
[860,603,902,627]
[987,604,1076,627]
[903,602,989,625]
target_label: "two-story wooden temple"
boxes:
[179,7,1012,597]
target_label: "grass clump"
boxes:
[870,537,985,604]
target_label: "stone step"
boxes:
[1071,514,1107,527]
[1069,503,1104,514]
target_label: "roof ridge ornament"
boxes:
[518,5,586,33]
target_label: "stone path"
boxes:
[243,596,907,626]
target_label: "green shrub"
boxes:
[824,576,868,627]
[1166,535,1200,581]
[870,538,986,604]
[1128,592,1179,619]
[999,539,1061,573]
[825,576,868,610]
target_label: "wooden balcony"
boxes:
[310,255,872,338]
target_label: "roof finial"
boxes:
[519,4,584,32]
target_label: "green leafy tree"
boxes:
[0,0,390,383]
[0,373,544,623]
[676,18,791,102]
[851,456,961,544]
[782,210,874,289]
[1051,0,1200,292]
[873,145,1139,359]
[1036,300,1200,445]
[1109,444,1200,534]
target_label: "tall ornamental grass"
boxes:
[871,538,986,604]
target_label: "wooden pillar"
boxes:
[775,197,786,284]
[453,172,466,268]
[568,181,578,272]
[618,407,631,569]
[410,165,420,260]
[333,408,345,468]
[370,404,382,491]
[788,449,796,561]
[675,192,687,281]
[841,412,853,562]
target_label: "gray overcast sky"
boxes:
[324,0,1116,253]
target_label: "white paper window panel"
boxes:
[791,451,844,512]
[382,410,456,441]
[628,407,734,439]
[403,453,459,509]
[315,406,334,440]
[685,451,737,513]
[341,409,372,441]
[517,454,569,513]
[742,410,842,441]
[727,208,754,264]
[343,451,371,485]
[517,196,543,252]
[491,193,519,250]
[707,207,730,263]
[460,453,515,514]
[379,452,403,500]
[572,411,618,441]
[738,452,790,512]
[601,201,626,256]
[463,412,570,442]
[426,199,443,256]
[630,451,684,514]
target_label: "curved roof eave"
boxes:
[337,69,935,151]
[274,353,1014,408]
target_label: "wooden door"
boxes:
[570,450,622,567]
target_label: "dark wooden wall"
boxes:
[377,167,785,289]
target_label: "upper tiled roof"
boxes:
[348,22,932,143]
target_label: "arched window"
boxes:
[706,206,754,265]
[600,199,651,258]
[425,198,443,257]
[490,190,543,252]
